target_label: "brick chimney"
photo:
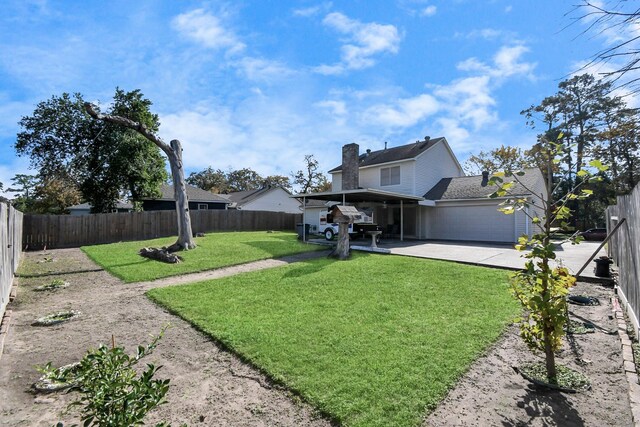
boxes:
[341,143,360,190]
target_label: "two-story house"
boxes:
[297,137,546,243]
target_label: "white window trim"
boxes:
[198,203,209,210]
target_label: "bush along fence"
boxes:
[22,209,301,249]
[1,202,23,321]
[607,182,640,337]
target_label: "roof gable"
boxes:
[144,184,230,203]
[329,137,443,173]
[225,186,292,205]
[424,168,543,200]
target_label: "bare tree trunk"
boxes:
[330,222,350,260]
[166,139,196,251]
[84,103,196,251]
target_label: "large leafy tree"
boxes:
[226,168,264,192]
[187,167,293,194]
[463,145,533,175]
[32,173,82,214]
[7,174,38,212]
[262,174,293,191]
[186,167,229,193]
[292,154,331,193]
[15,89,168,213]
[521,73,630,227]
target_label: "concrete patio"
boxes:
[305,236,610,281]
[379,239,609,281]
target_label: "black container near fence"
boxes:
[296,223,310,240]
[594,257,613,278]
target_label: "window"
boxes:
[198,204,208,210]
[380,166,400,186]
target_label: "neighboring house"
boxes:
[224,186,301,214]
[68,201,134,215]
[295,137,547,243]
[140,184,230,211]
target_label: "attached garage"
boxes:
[422,169,546,244]
[428,201,517,243]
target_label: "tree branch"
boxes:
[84,103,173,156]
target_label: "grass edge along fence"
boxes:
[23,209,301,249]
[1,202,23,320]
[607,181,640,338]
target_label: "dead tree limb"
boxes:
[84,103,196,251]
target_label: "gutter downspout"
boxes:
[303,196,306,242]
[401,200,404,241]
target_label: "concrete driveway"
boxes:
[379,239,609,281]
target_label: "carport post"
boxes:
[302,196,306,242]
[400,200,404,241]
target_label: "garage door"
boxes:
[430,203,515,243]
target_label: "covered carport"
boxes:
[292,188,424,242]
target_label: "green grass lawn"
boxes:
[147,253,518,427]
[82,231,322,283]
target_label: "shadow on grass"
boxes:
[282,262,327,279]
[500,385,585,426]
[242,240,321,258]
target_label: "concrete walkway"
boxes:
[378,239,609,280]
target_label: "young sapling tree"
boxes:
[489,135,608,384]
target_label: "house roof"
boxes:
[328,137,443,173]
[68,201,133,210]
[146,184,230,203]
[224,186,291,205]
[293,188,424,203]
[424,169,542,200]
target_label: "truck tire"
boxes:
[325,229,335,240]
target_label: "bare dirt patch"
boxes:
[424,281,634,427]
[0,249,634,426]
[0,248,331,426]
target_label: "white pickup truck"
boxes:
[318,206,381,241]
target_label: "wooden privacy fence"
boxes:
[23,209,301,249]
[1,203,23,321]
[607,182,640,336]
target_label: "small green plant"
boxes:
[489,134,608,384]
[38,327,174,426]
[519,362,590,391]
[34,362,80,392]
[32,310,80,326]
[34,279,69,292]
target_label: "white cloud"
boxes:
[420,6,437,17]
[434,76,496,129]
[457,44,536,80]
[233,57,296,82]
[293,3,332,17]
[316,100,347,116]
[315,12,401,74]
[172,9,245,54]
[454,28,505,41]
[362,94,439,128]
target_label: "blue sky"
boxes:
[0,1,625,194]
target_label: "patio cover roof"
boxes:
[292,188,424,203]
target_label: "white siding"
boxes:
[240,188,301,213]
[303,207,325,232]
[428,200,516,243]
[359,161,416,193]
[414,140,464,197]
[332,173,342,192]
